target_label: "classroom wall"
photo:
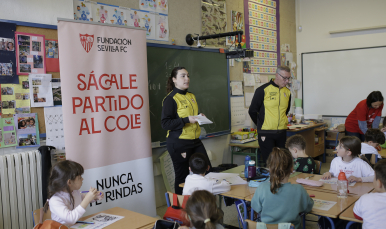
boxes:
[0,0,297,209]
[296,0,386,100]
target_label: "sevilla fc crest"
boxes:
[79,34,94,53]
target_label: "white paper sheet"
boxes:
[231,96,245,126]
[71,213,124,229]
[259,75,269,83]
[205,173,246,185]
[312,199,336,211]
[230,81,243,95]
[245,93,254,107]
[243,73,255,86]
[155,13,168,41]
[29,74,53,107]
[319,178,356,186]
[44,106,65,151]
[193,114,213,125]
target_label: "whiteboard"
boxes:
[302,46,386,116]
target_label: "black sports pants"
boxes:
[257,131,287,165]
[166,138,212,195]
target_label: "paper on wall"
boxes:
[44,106,65,151]
[243,73,255,86]
[139,0,157,12]
[135,10,156,39]
[259,75,269,83]
[245,92,254,107]
[255,74,261,82]
[231,96,245,126]
[156,0,168,14]
[244,108,254,127]
[29,74,53,107]
[73,0,95,21]
[230,81,243,95]
[155,13,169,41]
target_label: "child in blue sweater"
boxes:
[251,148,314,229]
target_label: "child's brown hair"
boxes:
[267,148,293,194]
[365,128,385,144]
[184,190,223,229]
[375,160,386,188]
[285,134,306,151]
[43,160,84,212]
[339,136,361,157]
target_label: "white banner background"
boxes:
[58,19,155,216]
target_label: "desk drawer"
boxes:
[311,143,324,157]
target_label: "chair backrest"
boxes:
[244,219,295,229]
[32,208,51,226]
[314,160,322,175]
[165,191,188,207]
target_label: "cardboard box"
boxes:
[326,131,345,140]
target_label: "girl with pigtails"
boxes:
[250,148,314,229]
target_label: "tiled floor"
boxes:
[156,161,333,229]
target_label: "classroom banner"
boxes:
[57,19,156,217]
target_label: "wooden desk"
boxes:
[306,190,358,218]
[221,184,256,200]
[339,204,362,223]
[289,173,374,196]
[74,207,157,229]
[229,140,259,165]
[287,123,326,159]
[379,148,386,158]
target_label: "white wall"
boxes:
[296,0,386,100]
[0,0,73,25]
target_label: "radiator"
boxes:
[0,151,43,229]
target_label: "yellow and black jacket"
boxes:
[248,79,291,133]
[161,88,201,141]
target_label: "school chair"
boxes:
[165,191,187,208]
[314,160,322,175]
[243,219,295,229]
[32,207,51,226]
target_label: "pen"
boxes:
[81,191,102,195]
[76,221,94,224]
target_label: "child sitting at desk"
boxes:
[251,148,314,229]
[286,134,316,174]
[182,153,230,196]
[322,136,374,183]
[353,160,386,229]
[361,128,385,161]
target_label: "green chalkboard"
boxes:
[147,44,230,143]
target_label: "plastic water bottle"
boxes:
[248,160,256,178]
[337,171,348,197]
[244,155,251,178]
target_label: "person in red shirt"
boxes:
[345,91,384,141]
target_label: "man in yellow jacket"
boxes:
[248,66,291,165]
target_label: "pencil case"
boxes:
[296,178,324,187]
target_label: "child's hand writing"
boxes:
[84,187,98,202]
[322,172,331,180]
[347,176,362,183]
[96,191,104,200]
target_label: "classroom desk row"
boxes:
[218,165,369,228]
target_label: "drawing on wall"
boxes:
[201,0,226,47]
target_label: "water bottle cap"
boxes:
[338,171,347,180]
[245,155,251,160]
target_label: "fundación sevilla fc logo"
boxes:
[79,34,94,53]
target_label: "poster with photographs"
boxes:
[0,21,18,84]
[14,113,40,148]
[155,13,168,41]
[52,78,62,105]
[73,0,96,21]
[29,74,53,107]
[201,0,226,47]
[15,32,46,75]
[156,0,168,14]
[45,39,59,72]
[0,117,17,148]
[1,76,31,114]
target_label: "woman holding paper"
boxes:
[345,91,384,141]
[161,67,212,194]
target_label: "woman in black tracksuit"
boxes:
[161,66,211,194]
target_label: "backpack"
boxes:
[33,208,69,229]
[163,193,190,226]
